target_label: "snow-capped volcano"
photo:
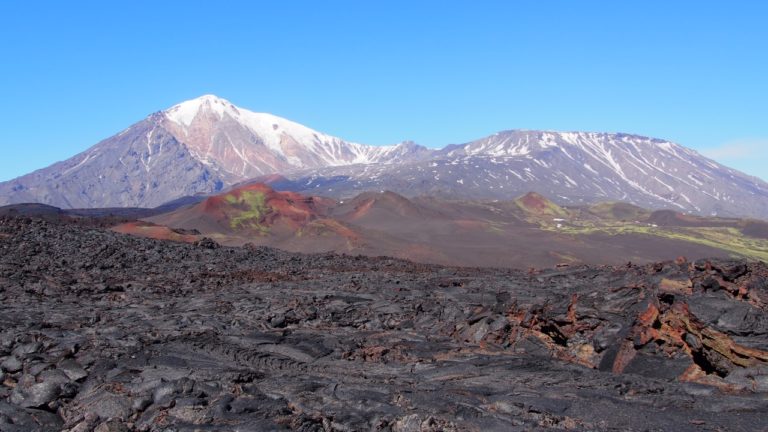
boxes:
[1,95,767,218]
[271,130,768,219]
[0,95,429,208]
[161,95,423,177]
[436,130,768,216]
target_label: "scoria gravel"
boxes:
[1,216,767,431]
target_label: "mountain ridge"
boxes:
[2,94,767,218]
[272,129,768,218]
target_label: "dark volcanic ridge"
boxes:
[1,216,767,431]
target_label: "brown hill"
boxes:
[147,183,333,234]
[137,183,359,251]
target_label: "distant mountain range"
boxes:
[2,95,768,219]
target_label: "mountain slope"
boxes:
[275,131,768,219]
[161,95,431,177]
[0,95,428,208]
[2,96,768,218]
[0,114,233,208]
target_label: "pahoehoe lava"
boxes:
[1,216,767,431]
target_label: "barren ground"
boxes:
[1,216,767,431]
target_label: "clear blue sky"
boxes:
[1,1,766,181]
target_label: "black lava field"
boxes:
[1,216,767,431]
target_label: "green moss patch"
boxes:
[226,190,272,234]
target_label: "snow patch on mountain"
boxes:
[163,95,420,169]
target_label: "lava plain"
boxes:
[0,216,767,431]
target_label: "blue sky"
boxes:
[1,1,766,181]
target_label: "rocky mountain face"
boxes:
[0,96,428,208]
[0,114,230,209]
[276,130,768,219]
[2,95,768,218]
